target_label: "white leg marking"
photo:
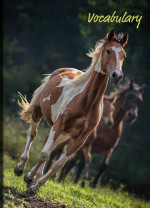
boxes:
[42,127,55,154]
[36,162,46,178]
[26,127,56,181]
[33,162,46,185]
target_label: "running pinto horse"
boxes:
[14,29,128,196]
[59,79,146,187]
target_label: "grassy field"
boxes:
[3,154,150,208]
[3,113,150,207]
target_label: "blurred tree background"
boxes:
[3,0,150,198]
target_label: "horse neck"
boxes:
[85,72,109,108]
[113,94,126,127]
[72,54,108,109]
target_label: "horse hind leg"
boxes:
[14,107,42,176]
[24,123,62,186]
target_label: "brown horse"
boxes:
[14,29,128,195]
[59,79,146,187]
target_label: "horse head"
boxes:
[123,78,146,125]
[103,95,116,127]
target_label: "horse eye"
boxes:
[106,50,111,55]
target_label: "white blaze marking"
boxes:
[51,72,90,123]
[94,55,105,74]
[104,117,110,124]
[42,95,51,102]
[111,46,122,73]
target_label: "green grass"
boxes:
[3,154,150,208]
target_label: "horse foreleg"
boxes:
[26,137,85,196]
[44,143,64,175]
[14,119,40,176]
[81,145,92,187]
[24,125,61,185]
[74,155,85,184]
[59,149,82,183]
[92,150,112,188]
[58,158,76,182]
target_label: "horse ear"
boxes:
[106,29,115,41]
[139,84,146,94]
[129,77,134,89]
[120,32,128,47]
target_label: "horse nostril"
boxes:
[112,72,117,78]
[119,74,123,80]
[128,112,136,118]
[128,112,133,117]
[107,120,113,127]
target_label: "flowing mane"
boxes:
[71,39,105,85]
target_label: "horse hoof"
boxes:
[14,166,23,176]
[26,187,37,197]
[24,173,33,184]
[81,181,85,187]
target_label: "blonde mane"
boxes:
[71,39,106,85]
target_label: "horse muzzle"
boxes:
[110,71,123,85]
[125,112,137,125]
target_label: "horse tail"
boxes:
[18,92,34,123]
[18,74,51,123]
